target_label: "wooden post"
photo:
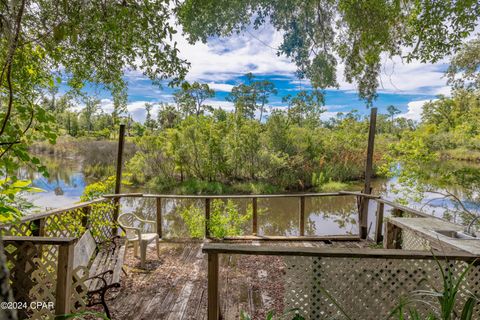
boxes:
[205,198,211,239]
[252,197,258,236]
[384,220,402,249]
[30,218,44,237]
[113,124,126,235]
[81,206,91,229]
[156,197,162,238]
[374,202,384,243]
[392,208,403,218]
[207,253,220,320]
[55,243,75,319]
[299,196,305,236]
[360,107,377,239]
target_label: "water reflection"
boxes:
[20,154,480,234]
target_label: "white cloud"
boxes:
[207,82,234,92]
[172,22,453,96]
[205,100,235,112]
[174,24,297,82]
[320,111,339,120]
[399,99,437,121]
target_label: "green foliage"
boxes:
[227,73,277,121]
[81,175,131,201]
[447,36,480,91]
[0,179,42,223]
[174,81,215,117]
[382,90,480,226]
[208,200,252,238]
[0,0,187,224]
[389,257,479,320]
[178,0,479,104]
[179,204,205,238]
[81,176,117,202]
[180,199,252,238]
[125,91,387,194]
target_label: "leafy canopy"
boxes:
[177,0,479,105]
[0,0,188,219]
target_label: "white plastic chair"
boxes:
[118,212,160,268]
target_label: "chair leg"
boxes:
[156,237,160,258]
[133,241,139,257]
[124,240,129,261]
[140,242,147,268]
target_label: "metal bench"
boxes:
[74,230,126,319]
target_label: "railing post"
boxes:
[375,202,384,243]
[207,252,220,320]
[156,197,162,238]
[55,242,75,319]
[299,196,305,236]
[384,220,402,249]
[360,107,377,239]
[81,206,91,229]
[205,198,211,239]
[113,124,126,235]
[252,197,258,236]
[30,218,44,237]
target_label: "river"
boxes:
[17,154,480,237]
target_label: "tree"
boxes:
[80,97,100,133]
[283,90,325,126]
[0,1,188,306]
[386,105,401,132]
[178,0,479,105]
[227,73,276,121]
[144,103,157,130]
[174,81,215,117]
[0,0,188,212]
[447,36,480,91]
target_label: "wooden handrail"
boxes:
[374,198,437,219]
[338,191,381,199]
[0,198,108,226]
[202,243,478,261]
[104,192,346,199]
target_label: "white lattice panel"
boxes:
[284,256,480,319]
[401,229,431,251]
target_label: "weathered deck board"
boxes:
[99,239,369,319]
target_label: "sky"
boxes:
[68,22,463,123]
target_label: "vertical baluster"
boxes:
[156,197,162,238]
[205,198,211,238]
[299,196,305,236]
[252,197,258,236]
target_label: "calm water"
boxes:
[18,154,480,236]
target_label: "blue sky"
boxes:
[71,23,461,123]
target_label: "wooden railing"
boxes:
[0,191,437,243]
[3,236,78,319]
[202,243,479,320]
[104,191,435,242]
[0,192,458,319]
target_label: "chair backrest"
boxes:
[73,230,96,269]
[117,212,136,229]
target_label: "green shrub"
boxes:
[179,199,252,238]
[179,204,205,238]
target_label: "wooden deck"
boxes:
[94,239,371,320]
